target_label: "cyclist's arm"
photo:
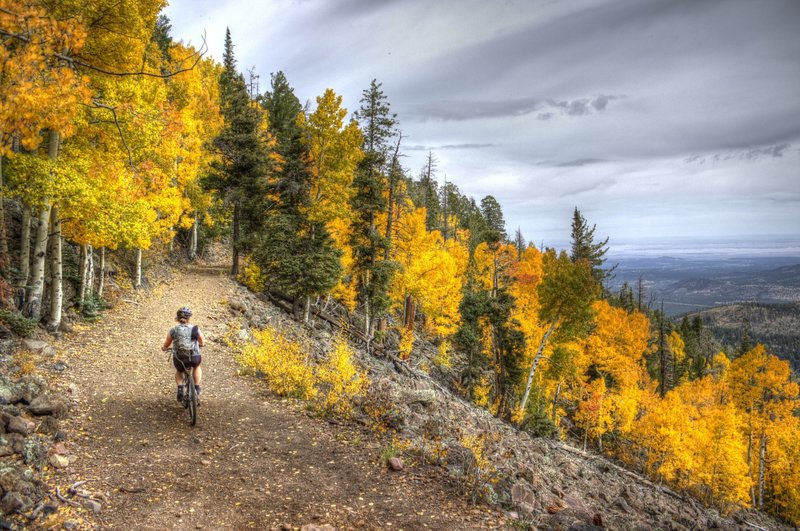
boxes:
[197,329,205,348]
[161,331,173,352]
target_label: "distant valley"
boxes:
[608,255,800,316]
[608,253,800,370]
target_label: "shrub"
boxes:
[316,336,368,418]
[0,310,38,337]
[237,328,317,400]
[237,258,264,293]
[80,294,110,321]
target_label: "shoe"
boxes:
[176,385,184,402]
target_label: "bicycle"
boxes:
[167,348,198,426]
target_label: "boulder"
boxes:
[27,395,66,417]
[6,415,34,436]
[402,389,436,407]
[387,457,403,471]
[0,491,33,514]
[511,481,537,507]
[48,454,69,469]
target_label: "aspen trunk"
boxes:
[135,248,142,288]
[97,247,106,296]
[190,216,198,261]
[519,319,560,416]
[46,205,62,332]
[24,200,51,320]
[79,244,88,305]
[17,204,32,290]
[758,431,766,509]
[552,381,562,422]
[0,154,8,269]
[303,296,311,323]
[86,245,94,298]
[231,201,240,276]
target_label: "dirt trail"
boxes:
[54,266,507,530]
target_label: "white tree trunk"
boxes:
[97,247,106,297]
[24,200,51,320]
[79,244,89,306]
[303,296,311,323]
[758,431,766,509]
[17,204,32,290]
[135,248,142,289]
[190,215,198,261]
[0,154,7,264]
[46,204,62,332]
[86,245,94,298]
[519,319,560,417]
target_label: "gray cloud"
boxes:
[407,95,620,122]
[685,143,793,164]
[165,0,800,244]
[555,158,607,167]
[406,143,495,151]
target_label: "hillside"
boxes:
[684,302,800,371]
[0,265,789,530]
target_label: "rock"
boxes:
[37,416,61,435]
[48,454,69,469]
[402,389,436,406]
[615,497,634,514]
[82,498,102,514]
[18,435,48,468]
[563,493,593,520]
[17,375,48,404]
[387,457,403,471]
[6,415,34,436]
[300,525,335,531]
[228,299,247,313]
[53,362,68,372]
[27,395,66,417]
[21,339,48,352]
[50,442,68,455]
[0,491,33,513]
[511,481,536,507]
[63,519,80,530]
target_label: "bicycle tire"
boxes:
[185,371,197,426]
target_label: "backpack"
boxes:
[173,324,196,360]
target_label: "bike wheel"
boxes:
[186,373,197,426]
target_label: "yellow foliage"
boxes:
[316,336,368,418]
[238,258,265,293]
[472,374,492,408]
[237,328,317,400]
[397,327,414,361]
[390,207,465,337]
[433,340,452,369]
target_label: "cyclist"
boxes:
[161,307,204,403]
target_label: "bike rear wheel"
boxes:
[184,372,197,426]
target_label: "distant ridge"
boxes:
[683,302,800,371]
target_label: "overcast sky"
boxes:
[164,0,800,252]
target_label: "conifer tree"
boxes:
[256,73,341,320]
[349,79,397,339]
[570,207,614,286]
[209,29,271,275]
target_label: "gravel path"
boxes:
[54,265,508,530]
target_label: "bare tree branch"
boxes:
[88,100,134,172]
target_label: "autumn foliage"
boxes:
[1,1,797,525]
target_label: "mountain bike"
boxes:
[167,349,198,426]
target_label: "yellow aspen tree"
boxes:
[728,345,799,509]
